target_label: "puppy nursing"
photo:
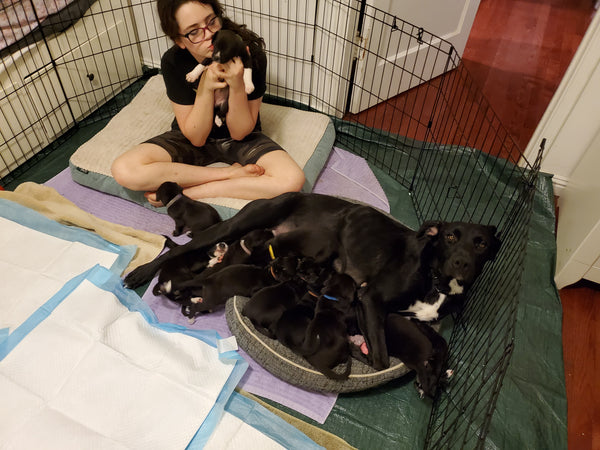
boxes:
[143,189,501,393]
[185,29,254,127]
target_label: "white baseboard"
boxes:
[551,174,569,197]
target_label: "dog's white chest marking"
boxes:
[449,278,464,295]
[404,292,447,322]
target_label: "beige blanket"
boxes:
[0,182,164,273]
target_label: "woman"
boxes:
[111,0,305,206]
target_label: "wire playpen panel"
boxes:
[0,1,543,448]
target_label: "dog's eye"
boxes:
[475,239,487,249]
[445,233,457,243]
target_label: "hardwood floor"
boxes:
[561,280,600,449]
[461,0,595,151]
[344,1,594,167]
[462,1,598,449]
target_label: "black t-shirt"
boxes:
[161,40,267,139]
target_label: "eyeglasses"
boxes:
[179,15,222,44]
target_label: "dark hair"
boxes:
[157,0,264,50]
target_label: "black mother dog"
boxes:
[124,192,500,370]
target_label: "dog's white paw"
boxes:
[214,115,223,127]
[243,68,254,94]
[162,280,172,294]
[186,63,206,83]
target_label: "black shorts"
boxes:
[144,130,283,166]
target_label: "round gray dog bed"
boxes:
[225,296,411,393]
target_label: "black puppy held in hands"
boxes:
[185,29,254,127]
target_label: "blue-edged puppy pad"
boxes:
[203,392,324,450]
[0,199,135,338]
[70,75,335,220]
[0,265,247,449]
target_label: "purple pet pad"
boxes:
[44,147,389,423]
[313,147,389,213]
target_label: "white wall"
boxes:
[522,10,600,196]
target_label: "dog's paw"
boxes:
[243,68,254,94]
[186,72,199,83]
[415,381,426,399]
[214,115,223,127]
[123,265,154,289]
[186,64,206,83]
[161,280,172,294]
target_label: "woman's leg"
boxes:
[181,150,305,200]
[111,142,264,192]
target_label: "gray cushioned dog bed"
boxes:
[70,75,335,219]
[226,296,410,393]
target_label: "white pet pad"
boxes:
[206,392,324,450]
[0,199,134,336]
[0,265,247,449]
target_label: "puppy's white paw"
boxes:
[243,68,254,94]
[214,115,223,127]
[186,63,206,83]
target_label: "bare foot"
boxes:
[144,191,163,207]
[229,163,265,178]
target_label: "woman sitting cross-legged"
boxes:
[111,0,305,207]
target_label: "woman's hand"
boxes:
[212,57,245,91]
[198,64,228,92]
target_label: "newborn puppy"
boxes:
[178,256,297,320]
[206,242,229,268]
[301,273,357,380]
[185,29,254,127]
[152,240,211,300]
[295,257,335,294]
[242,278,305,339]
[153,254,204,300]
[199,229,273,279]
[385,314,451,399]
[274,292,316,353]
[155,181,221,237]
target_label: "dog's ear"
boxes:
[417,221,443,238]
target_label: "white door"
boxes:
[349,0,481,113]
